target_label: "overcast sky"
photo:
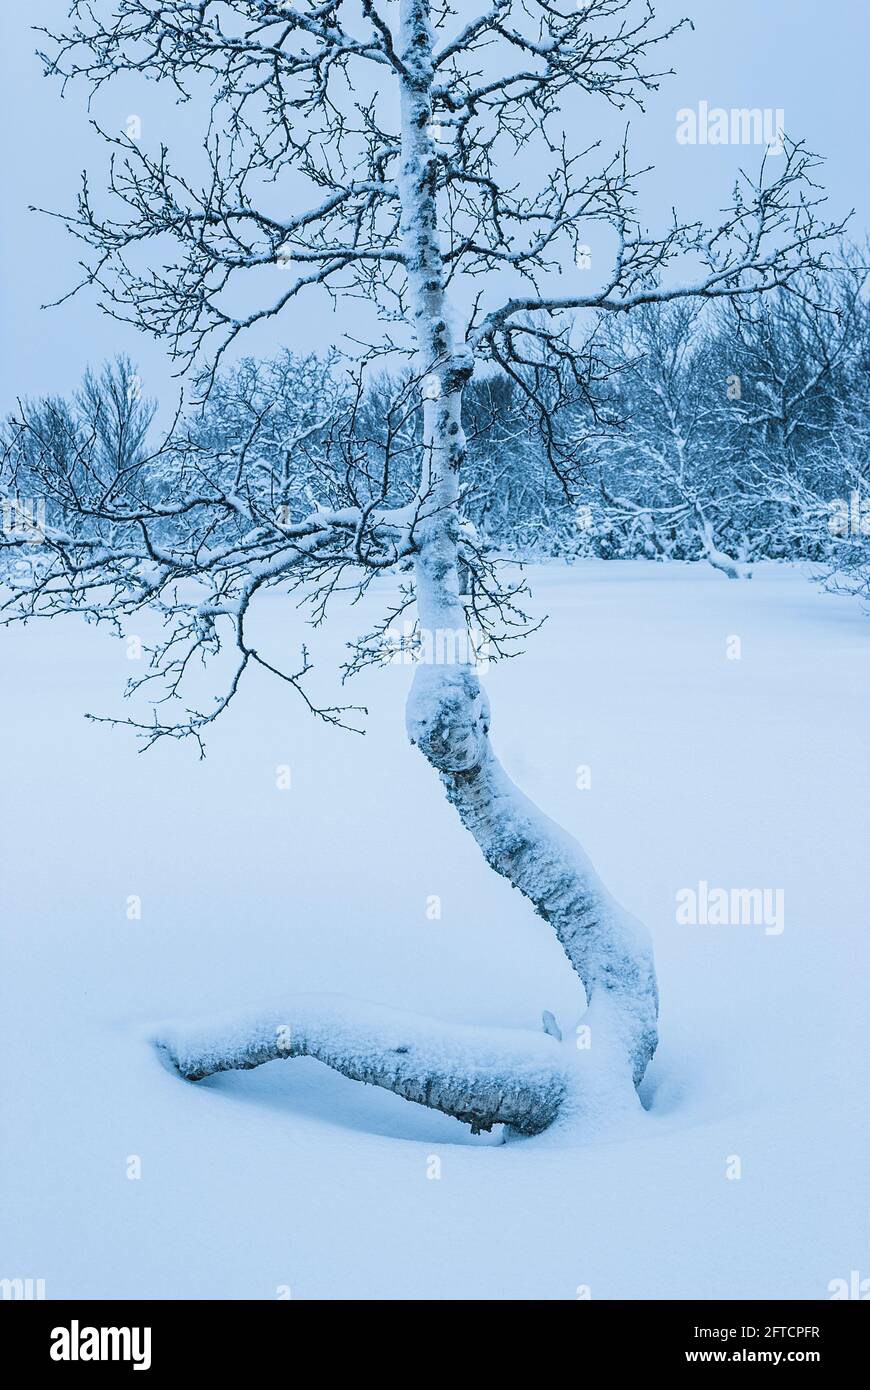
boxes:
[2,0,867,416]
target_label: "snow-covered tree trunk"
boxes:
[696,514,751,580]
[398,0,658,1093]
[157,996,566,1136]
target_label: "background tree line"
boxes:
[5,248,869,604]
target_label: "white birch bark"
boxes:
[397,0,659,1093]
[157,996,566,1136]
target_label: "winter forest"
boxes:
[1,0,868,1310]
[7,264,870,588]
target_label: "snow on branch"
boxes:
[1,353,438,748]
[156,995,568,1136]
[36,3,843,391]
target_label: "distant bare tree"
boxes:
[590,303,752,576]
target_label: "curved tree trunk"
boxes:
[154,2,659,1136]
[406,673,658,1087]
[398,0,658,1094]
[697,514,751,580]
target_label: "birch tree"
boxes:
[4,0,840,1135]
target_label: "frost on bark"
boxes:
[5,1,839,1137]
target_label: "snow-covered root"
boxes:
[154,994,567,1137]
[406,663,659,1090]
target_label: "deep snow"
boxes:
[1,560,868,1299]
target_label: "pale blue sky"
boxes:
[2,1,867,415]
